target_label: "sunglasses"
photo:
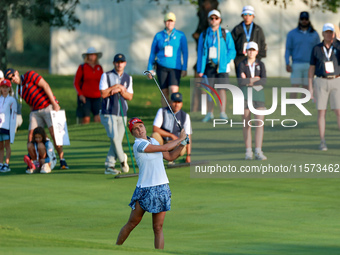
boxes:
[7,75,14,81]
[300,18,309,21]
[210,17,220,20]
[243,13,253,16]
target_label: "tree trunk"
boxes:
[8,18,24,53]
[0,7,8,71]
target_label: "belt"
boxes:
[319,75,340,79]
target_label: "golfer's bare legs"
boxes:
[48,126,64,159]
[161,88,169,107]
[152,211,166,249]
[218,89,227,113]
[116,201,145,245]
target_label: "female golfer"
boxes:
[116,117,188,249]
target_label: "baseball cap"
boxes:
[323,23,334,32]
[114,54,126,62]
[208,10,221,18]
[171,92,182,102]
[246,41,258,51]
[300,11,309,19]
[4,68,15,80]
[128,117,144,133]
[82,47,102,59]
[164,12,176,22]
[0,79,12,87]
[241,6,255,16]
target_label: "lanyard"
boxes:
[248,61,256,78]
[242,22,254,42]
[164,30,174,45]
[323,46,333,61]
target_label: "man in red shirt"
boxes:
[5,68,69,170]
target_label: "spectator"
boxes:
[0,79,17,173]
[152,92,192,164]
[99,54,133,175]
[74,47,103,124]
[197,9,236,122]
[308,23,340,151]
[147,12,188,107]
[24,127,57,174]
[237,42,267,160]
[4,68,69,169]
[231,5,266,73]
[285,12,320,98]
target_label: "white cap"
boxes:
[246,41,258,51]
[208,10,221,18]
[322,23,334,32]
[241,5,255,16]
[0,70,3,79]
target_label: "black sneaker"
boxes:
[60,159,69,169]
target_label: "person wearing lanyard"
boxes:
[237,42,267,160]
[285,12,320,99]
[147,12,188,107]
[231,5,267,74]
[308,23,340,151]
[197,9,236,122]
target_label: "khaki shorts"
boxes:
[29,104,54,130]
[314,77,340,110]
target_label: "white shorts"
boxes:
[314,77,340,110]
[291,63,309,86]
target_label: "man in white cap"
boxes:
[231,5,266,74]
[308,23,340,151]
[197,9,236,122]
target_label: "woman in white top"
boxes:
[116,117,188,249]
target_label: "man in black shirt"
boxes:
[231,5,267,73]
[308,23,340,151]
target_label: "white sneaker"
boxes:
[120,154,129,173]
[105,167,121,175]
[245,151,253,160]
[220,112,228,120]
[255,151,267,160]
[319,141,328,151]
[26,168,36,174]
[202,112,214,122]
[40,163,51,174]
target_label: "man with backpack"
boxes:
[99,54,133,175]
[197,9,236,122]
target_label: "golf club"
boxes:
[143,70,182,131]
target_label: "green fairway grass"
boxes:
[1,75,340,254]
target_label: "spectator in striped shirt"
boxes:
[4,68,69,170]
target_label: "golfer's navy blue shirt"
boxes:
[310,41,340,77]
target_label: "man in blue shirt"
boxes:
[197,9,236,122]
[285,11,320,98]
[308,23,340,151]
[147,12,188,107]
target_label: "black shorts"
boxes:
[76,97,101,118]
[244,100,265,109]
[156,64,181,90]
[204,64,230,85]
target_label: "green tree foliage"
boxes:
[0,0,80,71]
